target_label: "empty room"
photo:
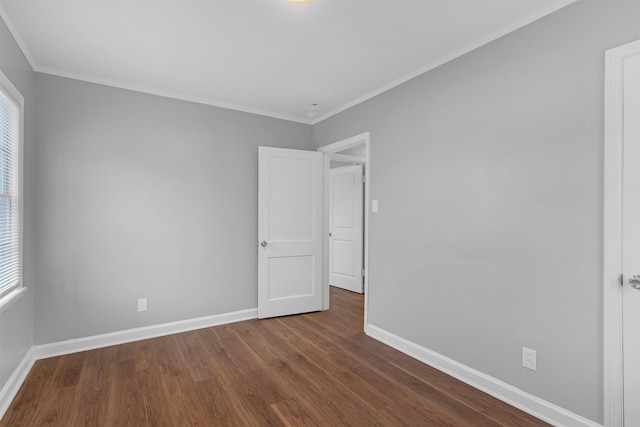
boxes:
[0,0,639,425]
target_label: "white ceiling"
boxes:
[0,0,574,124]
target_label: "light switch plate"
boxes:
[372,199,379,212]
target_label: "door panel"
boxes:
[267,255,315,299]
[258,147,323,319]
[267,157,316,241]
[332,240,355,276]
[329,164,363,293]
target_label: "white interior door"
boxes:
[258,147,324,319]
[329,164,363,293]
[622,48,640,427]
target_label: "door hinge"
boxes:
[362,268,365,277]
[619,273,624,286]
[362,173,366,184]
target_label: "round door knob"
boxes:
[260,241,268,248]
[630,275,640,290]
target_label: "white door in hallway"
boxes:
[257,147,324,319]
[621,45,640,427]
[329,164,363,293]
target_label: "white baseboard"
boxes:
[32,307,258,360]
[365,324,602,427]
[2,313,597,426]
[1,308,257,421]
[0,348,35,419]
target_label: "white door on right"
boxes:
[329,164,363,293]
[622,44,640,427]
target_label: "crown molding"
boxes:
[311,0,577,125]
[35,66,312,124]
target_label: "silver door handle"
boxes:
[629,275,640,290]
[260,241,268,248]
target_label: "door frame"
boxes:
[318,132,370,328]
[603,39,640,427]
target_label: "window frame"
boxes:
[0,69,25,311]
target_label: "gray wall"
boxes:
[312,1,640,423]
[34,74,312,344]
[0,16,35,391]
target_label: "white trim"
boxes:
[0,307,257,420]
[0,69,25,308]
[604,39,640,427]
[35,68,309,125]
[318,132,370,153]
[0,348,35,420]
[32,307,257,360]
[327,153,366,164]
[0,287,27,315]
[0,70,24,107]
[365,324,602,427]
[318,132,370,327]
[311,0,577,125]
[322,156,331,310]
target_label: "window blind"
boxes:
[0,74,22,300]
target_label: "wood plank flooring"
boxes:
[1,287,549,426]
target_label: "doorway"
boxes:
[329,163,364,294]
[318,132,371,329]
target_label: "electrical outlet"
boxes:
[522,347,537,371]
[138,298,147,312]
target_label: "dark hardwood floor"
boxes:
[1,287,549,426]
